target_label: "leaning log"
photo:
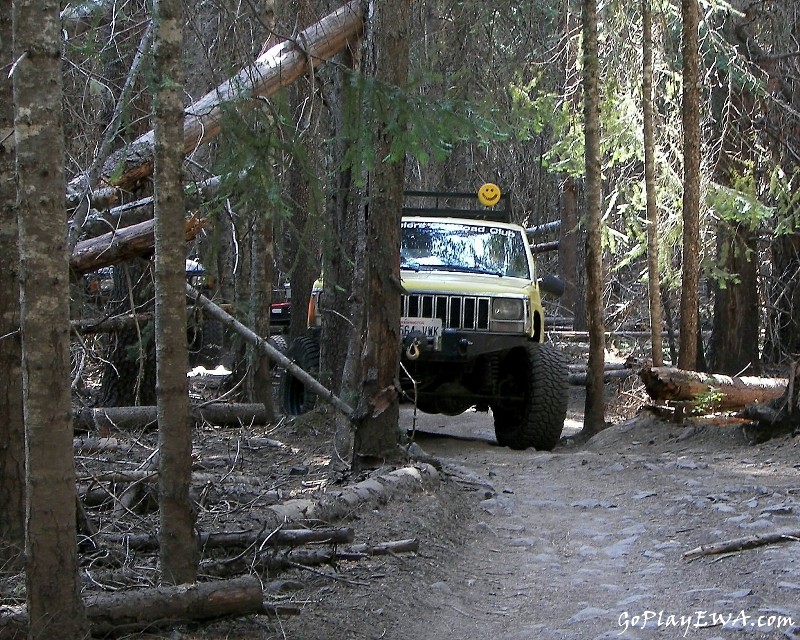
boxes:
[0,576,283,639]
[81,0,364,194]
[186,284,355,417]
[640,366,787,412]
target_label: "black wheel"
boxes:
[197,317,224,366]
[268,334,288,371]
[281,336,320,415]
[491,343,568,450]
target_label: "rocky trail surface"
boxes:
[271,402,800,640]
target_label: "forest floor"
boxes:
[170,366,797,639]
[4,350,800,640]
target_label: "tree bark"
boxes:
[153,0,197,584]
[559,7,581,327]
[350,0,411,471]
[0,0,25,575]
[641,0,664,367]
[678,0,701,369]
[640,366,786,411]
[13,0,88,634]
[581,0,607,435]
[708,223,760,374]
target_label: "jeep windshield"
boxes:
[401,220,531,279]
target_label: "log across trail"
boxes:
[640,366,787,412]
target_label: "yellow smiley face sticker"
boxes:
[478,182,502,207]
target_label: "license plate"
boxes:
[400,317,442,339]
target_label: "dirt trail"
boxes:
[274,399,800,640]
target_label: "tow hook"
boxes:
[406,339,421,360]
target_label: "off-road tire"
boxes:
[268,334,289,371]
[281,336,320,416]
[492,342,568,451]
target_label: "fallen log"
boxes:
[738,360,800,437]
[98,527,356,552]
[69,214,204,275]
[73,436,133,454]
[73,402,270,432]
[683,528,800,560]
[0,576,289,639]
[201,538,420,577]
[640,366,787,412]
[71,313,153,334]
[530,240,559,254]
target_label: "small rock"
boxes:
[778,582,800,590]
[603,535,638,558]
[761,504,794,516]
[570,606,608,622]
[430,581,451,594]
[725,588,752,599]
[265,579,305,593]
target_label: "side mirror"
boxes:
[537,274,565,298]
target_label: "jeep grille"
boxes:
[402,294,490,330]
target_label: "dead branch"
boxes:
[683,529,800,560]
[200,538,420,577]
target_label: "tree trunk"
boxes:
[640,366,786,411]
[350,0,411,471]
[581,0,607,435]
[708,223,760,374]
[13,0,88,634]
[641,0,664,367]
[678,0,701,369]
[559,7,581,328]
[0,0,25,575]
[321,53,361,467]
[247,209,275,417]
[153,0,197,585]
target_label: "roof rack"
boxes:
[402,190,512,223]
